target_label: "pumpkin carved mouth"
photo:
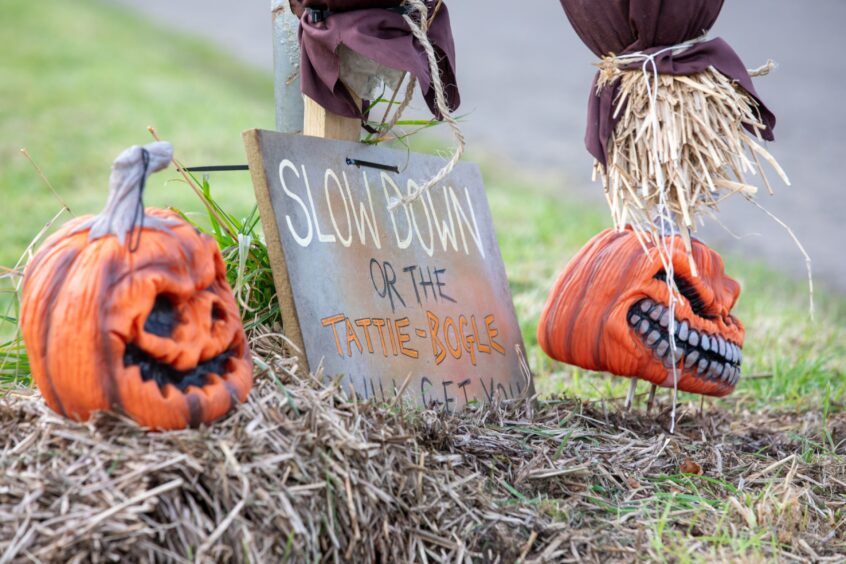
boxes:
[122,292,237,393]
[123,344,233,393]
[628,298,743,387]
[538,227,746,397]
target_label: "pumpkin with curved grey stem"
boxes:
[538,227,744,397]
[20,142,253,430]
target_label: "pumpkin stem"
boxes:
[75,142,177,245]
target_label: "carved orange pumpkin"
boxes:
[20,142,253,429]
[538,227,744,397]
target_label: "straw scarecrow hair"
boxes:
[560,0,787,264]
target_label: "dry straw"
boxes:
[594,58,815,317]
[1,326,842,562]
[594,60,789,269]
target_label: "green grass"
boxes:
[0,0,270,269]
[3,0,844,407]
[0,0,272,343]
[1,1,844,559]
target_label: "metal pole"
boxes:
[272,0,304,133]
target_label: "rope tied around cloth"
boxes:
[386,0,465,208]
[596,36,707,203]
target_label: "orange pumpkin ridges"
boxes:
[538,227,745,397]
[20,142,253,430]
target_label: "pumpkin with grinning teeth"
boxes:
[20,142,253,429]
[538,227,745,397]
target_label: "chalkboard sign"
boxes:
[243,130,531,409]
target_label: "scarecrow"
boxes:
[538,0,790,412]
[292,0,463,202]
[292,0,458,122]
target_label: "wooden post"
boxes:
[303,95,362,142]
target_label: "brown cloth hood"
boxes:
[296,0,460,121]
[560,0,776,166]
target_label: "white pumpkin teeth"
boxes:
[646,330,661,346]
[663,351,678,368]
[725,365,736,384]
[684,351,699,368]
[688,330,699,347]
[707,363,719,379]
[628,301,744,383]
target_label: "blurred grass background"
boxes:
[1,0,843,412]
[0,0,268,266]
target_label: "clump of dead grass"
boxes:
[1,327,843,562]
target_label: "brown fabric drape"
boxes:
[560,0,776,166]
[298,0,460,120]
[302,0,403,10]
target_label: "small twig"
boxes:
[624,379,638,411]
[744,195,814,320]
[517,531,538,563]
[147,126,236,240]
[73,478,184,537]
[743,373,774,381]
[20,148,73,215]
[646,384,657,415]
[390,373,413,409]
[375,74,407,130]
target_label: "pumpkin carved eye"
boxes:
[654,270,714,320]
[144,294,179,337]
[211,299,226,323]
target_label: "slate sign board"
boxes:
[243,129,530,409]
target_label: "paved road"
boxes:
[112,0,846,292]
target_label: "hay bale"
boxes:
[0,335,841,561]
